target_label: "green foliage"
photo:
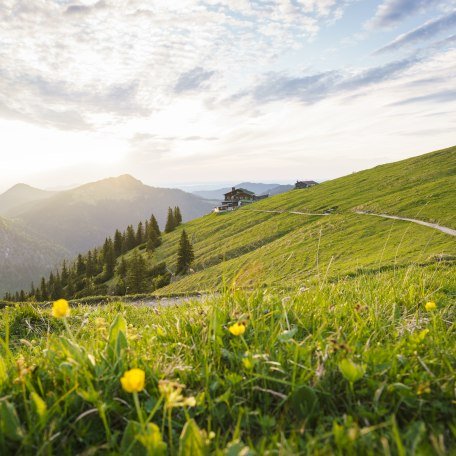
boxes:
[174,206,182,226]
[126,251,147,294]
[0,265,454,453]
[0,399,24,443]
[338,359,366,383]
[178,420,209,456]
[176,230,194,275]
[165,207,176,233]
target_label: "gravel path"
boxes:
[246,209,455,237]
[128,294,216,307]
[355,211,456,237]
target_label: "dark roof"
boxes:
[296,180,318,185]
[224,188,255,196]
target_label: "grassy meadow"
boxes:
[1,147,455,454]
[0,264,455,454]
[114,146,455,296]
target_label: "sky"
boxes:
[0,0,455,192]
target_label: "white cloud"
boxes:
[0,0,454,190]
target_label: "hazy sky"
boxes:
[1,0,455,192]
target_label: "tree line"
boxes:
[4,206,194,302]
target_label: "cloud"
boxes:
[65,1,107,15]
[367,0,438,29]
[252,71,339,103]
[388,89,456,105]
[336,57,420,91]
[374,11,456,53]
[174,67,215,94]
[247,57,420,104]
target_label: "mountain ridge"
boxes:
[8,175,214,255]
[0,183,56,216]
[9,145,454,300]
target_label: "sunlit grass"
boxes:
[1,264,455,454]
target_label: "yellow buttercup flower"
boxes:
[228,322,246,336]
[52,299,70,318]
[425,301,437,311]
[120,368,145,393]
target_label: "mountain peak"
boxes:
[92,174,144,187]
[114,174,143,184]
[0,183,55,217]
[6,183,41,193]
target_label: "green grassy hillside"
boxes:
[8,146,453,301]
[121,146,455,296]
[1,147,455,454]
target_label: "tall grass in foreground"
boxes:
[0,264,455,454]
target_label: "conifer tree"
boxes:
[126,251,147,293]
[126,225,136,250]
[103,238,115,279]
[136,222,144,245]
[86,250,95,277]
[149,214,161,237]
[146,222,161,252]
[53,272,63,299]
[93,248,103,275]
[121,231,127,254]
[174,206,182,225]
[146,234,155,253]
[76,254,85,275]
[114,229,123,257]
[117,256,128,279]
[40,277,48,301]
[61,261,69,288]
[165,207,176,233]
[176,229,194,275]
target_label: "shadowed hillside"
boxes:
[0,216,68,295]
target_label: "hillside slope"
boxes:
[142,146,455,295]
[12,175,214,255]
[13,146,453,300]
[0,217,68,295]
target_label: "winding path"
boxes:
[247,209,456,237]
[355,211,456,237]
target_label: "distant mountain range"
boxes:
[0,175,213,295]
[192,182,294,201]
[0,176,299,295]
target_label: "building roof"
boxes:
[224,187,255,196]
[296,180,318,185]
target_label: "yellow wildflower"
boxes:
[158,380,195,409]
[417,382,431,395]
[183,396,196,407]
[52,299,70,318]
[120,368,145,393]
[228,322,246,336]
[425,301,436,311]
